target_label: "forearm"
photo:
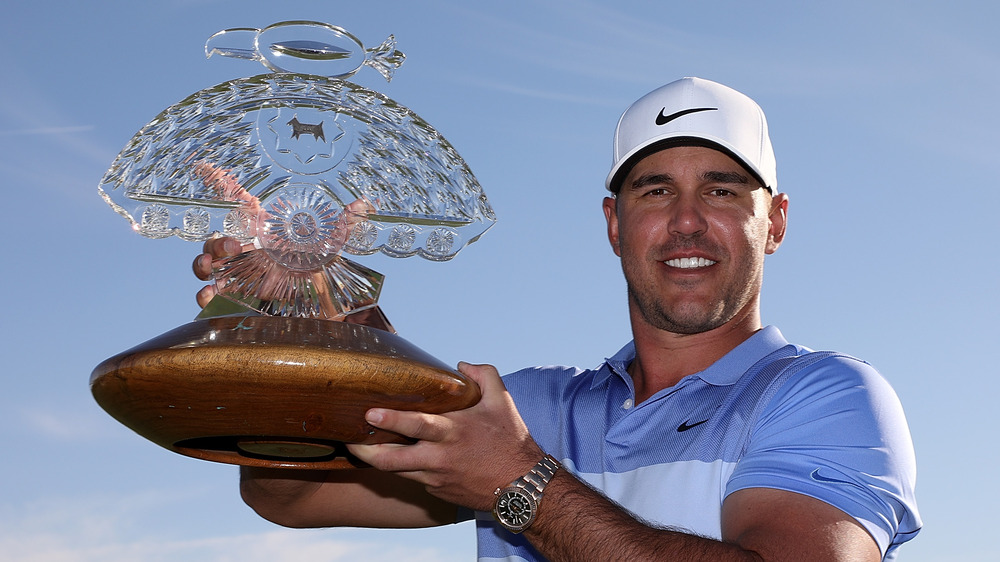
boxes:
[525,471,762,562]
[240,465,459,529]
[240,466,335,527]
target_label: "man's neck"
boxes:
[627,309,762,404]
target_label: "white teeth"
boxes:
[664,257,716,269]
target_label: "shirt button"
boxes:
[622,398,633,409]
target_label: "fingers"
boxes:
[194,237,242,280]
[366,408,450,443]
[346,441,414,473]
[349,409,450,473]
[344,197,375,218]
[196,284,217,309]
[360,364,505,446]
[202,236,243,258]
[192,252,213,281]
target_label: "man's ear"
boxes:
[765,192,788,254]
[603,196,622,257]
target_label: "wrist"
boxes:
[492,454,561,534]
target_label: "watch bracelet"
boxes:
[520,454,561,497]
[493,454,562,500]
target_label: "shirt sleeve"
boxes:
[724,355,921,558]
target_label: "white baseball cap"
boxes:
[606,77,776,193]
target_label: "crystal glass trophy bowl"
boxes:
[91,22,494,468]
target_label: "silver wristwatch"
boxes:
[492,454,561,533]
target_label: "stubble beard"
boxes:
[622,244,764,336]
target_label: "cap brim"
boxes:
[606,135,769,193]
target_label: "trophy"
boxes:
[91,22,494,469]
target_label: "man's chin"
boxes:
[640,305,728,335]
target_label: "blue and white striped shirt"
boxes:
[475,326,920,561]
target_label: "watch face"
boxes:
[493,488,537,533]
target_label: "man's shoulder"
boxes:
[500,359,617,408]
[786,351,896,399]
[740,331,881,388]
[719,341,898,420]
[502,341,632,387]
[501,363,595,392]
[743,348,905,437]
[766,349,886,392]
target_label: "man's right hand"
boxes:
[193,236,244,308]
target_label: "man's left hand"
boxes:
[347,362,544,511]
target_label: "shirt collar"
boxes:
[593,325,790,389]
[592,340,635,389]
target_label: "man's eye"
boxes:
[644,188,667,197]
[709,188,735,197]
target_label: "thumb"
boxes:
[456,361,506,396]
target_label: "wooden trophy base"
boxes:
[91,315,480,469]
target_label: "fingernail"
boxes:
[366,409,384,424]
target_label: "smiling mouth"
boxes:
[664,257,717,269]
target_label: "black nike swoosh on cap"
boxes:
[655,107,718,126]
[677,418,710,432]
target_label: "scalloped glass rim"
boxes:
[98,73,496,263]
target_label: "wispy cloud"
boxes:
[0,527,466,562]
[0,125,94,137]
[463,78,621,109]
[0,494,473,562]
[18,406,106,440]
[0,67,116,167]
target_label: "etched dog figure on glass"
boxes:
[287,116,326,142]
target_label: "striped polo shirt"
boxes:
[474,326,920,561]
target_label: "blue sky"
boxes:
[1,1,996,559]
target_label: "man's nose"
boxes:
[668,193,708,237]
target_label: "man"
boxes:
[196,77,920,560]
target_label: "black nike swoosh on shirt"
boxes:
[655,107,717,126]
[809,468,854,485]
[677,418,710,432]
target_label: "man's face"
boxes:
[603,145,787,335]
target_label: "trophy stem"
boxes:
[210,252,388,322]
